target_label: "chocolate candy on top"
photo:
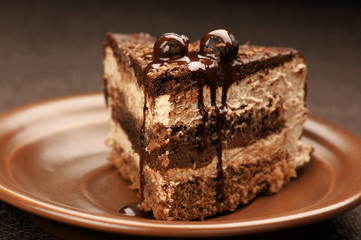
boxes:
[200,29,239,61]
[153,33,189,60]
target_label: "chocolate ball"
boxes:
[153,33,189,59]
[200,29,239,61]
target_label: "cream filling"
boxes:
[104,46,144,121]
[104,46,143,170]
[106,118,140,170]
[223,127,312,168]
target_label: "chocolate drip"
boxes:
[139,88,146,199]
[195,72,208,150]
[153,33,189,60]
[102,77,109,107]
[200,29,239,200]
[118,202,153,219]
[142,29,239,202]
[197,29,239,201]
[139,33,191,199]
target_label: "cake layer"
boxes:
[105,33,299,98]
[141,154,296,221]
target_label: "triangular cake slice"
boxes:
[102,30,313,221]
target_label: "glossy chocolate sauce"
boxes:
[139,89,146,199]
[138,29,239,202]
[118,202,153,219]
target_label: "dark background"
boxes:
[0,1,360,239]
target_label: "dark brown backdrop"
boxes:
[0,1,360,239]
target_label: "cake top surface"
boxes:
[105,30,300,97]
[107,32,297,67]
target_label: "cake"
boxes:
[102,29,313,221]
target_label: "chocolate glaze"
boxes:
[142,29,240,201]
[153,33,189,60]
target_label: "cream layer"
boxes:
[103,46,144,121]
[146,56,307,129]
[106,118,140,171]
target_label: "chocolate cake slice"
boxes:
[102,29,313,221]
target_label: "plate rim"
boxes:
[1,93,361,237]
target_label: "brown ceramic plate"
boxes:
[1,93,361,238]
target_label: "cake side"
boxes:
[103,34,149,190]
